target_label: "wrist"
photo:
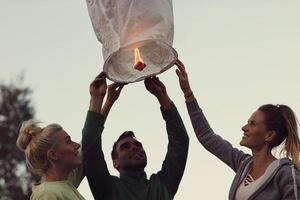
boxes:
[184,90,193,98]
[89,104,101,113]
[158,95,172,110]
[89,97,103,113]
[184,91,195,102]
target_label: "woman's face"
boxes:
[240,110,271,149]
[52,130,81,170]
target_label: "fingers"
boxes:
[92,76,106,87]
[95,71,107,79]
[175,60,188,80]
[90,72,107,87]
[175,59,187,74]
[153,76,164,87]
[108,82,126,90]
[144,76,154,88]
[116,84,125,93]
[175,59,185,69]
[176,64,185,74]
[144,76,152,84]
[175,68,181,77]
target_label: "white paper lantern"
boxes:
[86,0,177,83]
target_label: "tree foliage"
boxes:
[0,79,35,200]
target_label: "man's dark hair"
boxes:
[111,131,136,160]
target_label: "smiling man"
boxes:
[82,75,189,200]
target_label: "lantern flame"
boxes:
[134,48,146,71]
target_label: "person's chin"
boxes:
[74,159,82,167]
[133,160,146,168]
[239,140,245,146]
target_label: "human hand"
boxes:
[175,59,193,97]
[89,72,107,99]
[144,76,167,98]
[89,72,107,113]
[144,76,171,110]
[100,82,126,117]
[106,82,126,105]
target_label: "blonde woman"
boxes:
[175,59,300,200]
[16,73,108,199]
[16,121,84,200]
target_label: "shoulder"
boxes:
[31,182,67,199]
[274,159,300,184]
[149,172,166,184]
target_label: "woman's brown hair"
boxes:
[259,104,300,169]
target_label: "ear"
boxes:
[47,149,59,161]
[113,159,119,171]
[265,130,276,143]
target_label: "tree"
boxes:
[0,78,35,200]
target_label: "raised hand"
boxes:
[89,72,107,113]
[175,59,193,98]
[144,76,171,110]
[89,72,107,98]
[144,76,167,98]
[106,82,126,105]
[101,82,126,117]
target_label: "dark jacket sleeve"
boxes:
[186,99,249,172]
[82,111,113,200]
[158,102,189,198]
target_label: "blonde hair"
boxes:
[16,120,62,176]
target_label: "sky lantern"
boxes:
[86,0,177,83]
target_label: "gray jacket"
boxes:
[186,99,300,200]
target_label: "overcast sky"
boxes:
[1,0,300,199]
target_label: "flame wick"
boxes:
[134,48,144,64]
[133,48,146,71]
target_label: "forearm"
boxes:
[101,101,113,117]
[82,111,112,199]
[82,111,105,156]
[184,91,196,102]
[89,97,103,114]
[160,103,189,196]
[85,141,112,200]
[186,99,248,171]
[157,94,172,111]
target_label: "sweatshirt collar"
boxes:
[120,171,147,185]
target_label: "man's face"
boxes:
[113,137,147,172]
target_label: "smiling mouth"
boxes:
[242,134,249,139]
[130,153,143,159]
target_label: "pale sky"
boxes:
[1,0,300,199]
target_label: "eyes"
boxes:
[66,136,71,143]
[120,141,142,151]
[120,143,130,150]
[248,120,257,126]
[65,136,76,145]
[246,120,264,127]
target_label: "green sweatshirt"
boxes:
[82,103,189,200]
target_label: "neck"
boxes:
[120,169,144,175]
[42,165,70,182]
[250,147,277,178]
[251,147,276,166]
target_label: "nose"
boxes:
[131,143,143,153]
[131,145,139,152]
[241,124,247,132]
[74,142,80,150]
